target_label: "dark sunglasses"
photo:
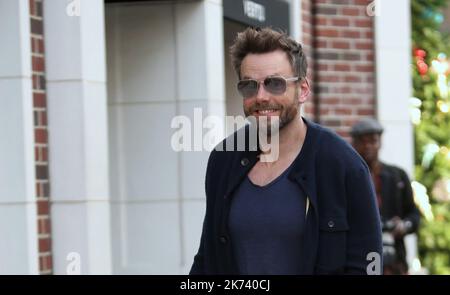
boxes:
[237,76,299,98]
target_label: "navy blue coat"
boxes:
[190,118,382,274]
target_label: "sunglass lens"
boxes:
[237,80,258,97]
[264,77,286,94]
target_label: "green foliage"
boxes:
[412,0,450,274]
[418,202,450,274]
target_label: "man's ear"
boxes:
[298,79,310,104]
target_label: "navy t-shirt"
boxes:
[228,163,306,275]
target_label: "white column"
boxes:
[375,0,414,177]
[176,0,226,274]
[106,0,225,274]
[375,0,418,270]
[289,0,301,42]
[43,0,112,274]
[0,0,39,274]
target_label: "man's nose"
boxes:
[255,82,270,102]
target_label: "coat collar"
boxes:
[223,117,322,211]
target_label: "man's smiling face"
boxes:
[240,50,307,132]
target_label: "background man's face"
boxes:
[353,133,381,165]
[240,50,302,133]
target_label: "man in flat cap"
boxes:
[351,118,421,275]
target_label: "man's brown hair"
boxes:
[229,27,307,79]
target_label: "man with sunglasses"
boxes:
[190,27,382,275]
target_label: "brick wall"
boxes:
[30,0,52,275]
[302,0,376,139]
[301,0,316,119]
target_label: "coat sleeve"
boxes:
[189,151,216,275]
[189,217,207,274]
[344,162,383,274]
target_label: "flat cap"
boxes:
[350,118,384,137]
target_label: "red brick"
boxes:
[322,119,342,127]
[330,0,352,4]
[32,75,38,89]
[315,39,327,48]
[31,18,42,35]
[303,13,312,22]
[355,41,373,50]
[32,56,45,71]
[33,93,46,108]
[39,256,45,270]
[342,53,362,61]
[302,1,309,10]
[344,75,362,82]
[315,85,330,93]
[36,165,48,180]
[36,111,46,126]
[331,18,350,27]
[39,238,51,252]
[355,64,374,72]
[31,37,37,52]
[334,108,353,115]
[37,200,49,215]
[342,7,362,16]
[42,147,48,162]
[36,183,41,198]
[37,219,42,233]
[316,28,339,38]
[303,26,312,35]
[343,118,360,127]
[318,75,340,83]
[37,182,43,198]
[322,97,341,104]
[36,0,43,17]
[41,218,48,234]
[357,108,375,116]
[32,74,46,90]
[354,0,371,4]
[341,30,361,38]
[42,183,50,198]
[317,63,329,71]
[42,218,51,234]
[334,64,351,71]
[354,19,373,28]
[29,0,35,16]
[320,108,330,115]
[38,39,45,54]
[332,41,350,49]
[316,17,328,26]
[316,6,338,15]
[336,86,353,94]
[347,98,363,104]
[35,129,47,143]
[45,256,53,271]
[34,110,39,126]
[316,51,339,60]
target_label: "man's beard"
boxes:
[244,92,300,137]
